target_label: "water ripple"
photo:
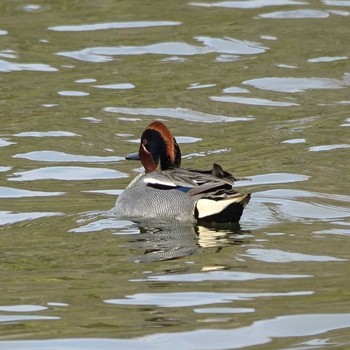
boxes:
[0,315,60,324]
[57,90,89,97]
[22,4,41,12]
[243,77,347,92]
[75,78,96,83]
[258,9,330,18]
[340,117,350,127]
[83,189,122,196]
[255,189,350,202]
[241,188,350,228]
[315,228,350,236]
[69,218,135,233]
[195,36,267,54]
[13,131,80,137]
[308,144,350,151]
[0,211,63,226]
[0,50,17,59]
[241,248,347,262]
[105,290,312,307]
[2,313,350,350]
[190,0,307,8]
[308,56,348,63]
[0,138,15,147]
[8,166,128,181]
[210,95,299,107]
[13,151,123,163]
[254,193,350,221]
[223,86,250,93]
[0,186,64,198]
[132,270,311,282]
[187,83,217,90]
[194,307,255,314]
[57,43,209,62]
[281,138,306,144]
[235,173,310,187]
[322,0,350,6]
[0,59,58,72]
[0,305,47,312]
[49,21,181,32]
[328,9,350,16]
[104,107,253,123]
[56,37,267,62]
[93,83,135,90]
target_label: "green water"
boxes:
[1,1,350,349]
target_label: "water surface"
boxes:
[1,0,350,349]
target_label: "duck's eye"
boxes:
[141,139,150,153]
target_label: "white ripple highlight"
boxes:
[104,107,253,123]
[241,249,347,262]
[13,151,123,163]
[49,21,181,32]
[8,166,128,181]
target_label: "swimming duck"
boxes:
[114,121,250,223]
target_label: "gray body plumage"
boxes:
[114,167,250,223]
[115,173,197,221]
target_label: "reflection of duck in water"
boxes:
[115,121,250,223]
[126,220,247,262]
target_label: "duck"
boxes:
[114,121,250,223]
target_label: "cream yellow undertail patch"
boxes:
[196,198,236,219]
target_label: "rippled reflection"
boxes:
[244,76,348,92]
[0,305,48,312]
[258,9,330,18]
[13,131,80,137]
[104,107,253,123]
[322,0,350,5]
[57,90,89,97]
[190,0,307,8]
[308,144,350,151]
[22,4,41,12]
[210,95,299,107]
[69,211,248,261]
[242,188,350,229]
[0,60,58,72]
[57,36,267,63]
[0,315,60,324]
[241,248,346,262]
[105,290,312,307]
[0,211,63,226]
[308,55,348,63]
[0,138,15,147]
[132,270,311,282]
[93,83,135,90]
[49,21,181,32]
[2,313,350,350]
[0,186,64,198]
[13,151,123,163]
[8,166,128,181]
